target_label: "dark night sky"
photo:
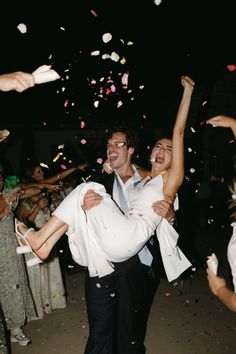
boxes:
[0,0,235,184]
[0,0,235,131]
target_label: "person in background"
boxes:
[21,164,88,274]
[206,115,236,311]
[0,162,40,346]
[21,162,89,187]
[0,70,35,353]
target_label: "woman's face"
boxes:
[32,166,44,182]
[150,138,172,172]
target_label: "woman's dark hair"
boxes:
[149,130,172,151]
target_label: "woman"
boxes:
[15,75,195,282]
[0,164,39,346]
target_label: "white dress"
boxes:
[227,222,236,292]
[53,175,191,281]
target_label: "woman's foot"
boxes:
[17,221,42,251]
[14,219,43,266]
[16,219,52,260]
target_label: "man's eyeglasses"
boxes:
[107,142,127,149]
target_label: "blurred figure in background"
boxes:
[0,163,38,347]
[17,191,67,319]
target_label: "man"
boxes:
[82,126,175,354]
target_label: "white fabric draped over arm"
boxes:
[156,219,192,282]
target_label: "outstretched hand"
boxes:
[0,71,35,92]
[206,115,236,141]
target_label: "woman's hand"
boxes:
[82,189,103,211]
[37,197,49,210]
[45,184,62,192]
[206,115,236,135]
[102,160,113,174]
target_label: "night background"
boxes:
[0,0,235,183]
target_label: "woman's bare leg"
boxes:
[18,215,67,251]
[35,225,68,260]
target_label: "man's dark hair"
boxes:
[106,125,140,150]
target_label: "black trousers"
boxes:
[84,255,159,354]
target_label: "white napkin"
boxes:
[32,65,60,84]
[0,129,10,142]
[207,253,218,275]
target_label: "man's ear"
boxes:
[128,147,135,156]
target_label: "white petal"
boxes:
[102,32,112,43]
[17,23,27,34]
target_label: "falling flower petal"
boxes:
[96,158,103,164]
[91,50,100,56]
[154,0,162,6]
[110,51,120,62]
[90,9,98,17]
[17,23,27,33]
[102,53,111,60]
[121,73,129,86]
[102,32,112,43]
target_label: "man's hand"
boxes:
[0,71,35,92]
[152,197,175,221]
[82,189,103,211]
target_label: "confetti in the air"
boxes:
[153,0,162,6]
[90,9,98,17]
[17,23,27,34]
[102,33,112,43]
[110,52,120,62]
[39,163,49,169]
[91,50,100,56]
[96,158,103,164]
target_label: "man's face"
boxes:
[106,132,134,171]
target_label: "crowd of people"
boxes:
[0,70,235,354]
